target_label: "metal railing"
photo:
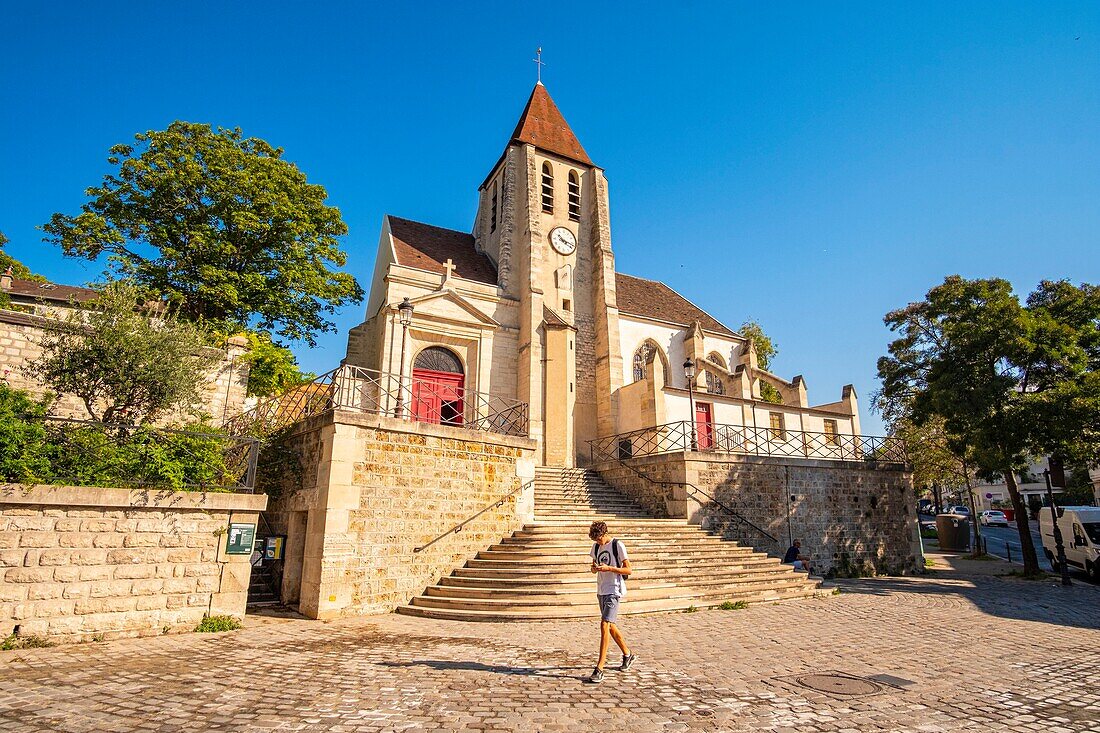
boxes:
[589,420,907,465]
[1,416,260,492]
[224,364,529,439]
[606,457,778,543]
[414,480,532,553]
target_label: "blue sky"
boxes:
[2,2,1098,434]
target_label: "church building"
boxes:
[344,82,862,468]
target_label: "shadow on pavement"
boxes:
[837,572,1100,631]
[380,659,590,678]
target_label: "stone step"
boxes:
[476,546,759,562]
[397,585,824,621]
[419,577,812,607]
[464,555,783,572]
[430,574,811,600]
[448,563,798,583]
[493,536,748,550]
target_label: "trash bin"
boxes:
[936,513,971,551]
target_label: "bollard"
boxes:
[1007,543,1011,563]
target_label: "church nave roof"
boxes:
[615,273,737,337]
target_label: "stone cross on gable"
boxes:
[442,258,455,283]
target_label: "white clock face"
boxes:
[549,227,577,256]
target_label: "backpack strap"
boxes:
[611,539,623,566]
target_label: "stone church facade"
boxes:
[344,83,862,468]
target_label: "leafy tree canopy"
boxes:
[41,122,363,345]
[27,282,219,426]
[239,331,316,398]
[738,320,778,371]
[877,275,1100,574]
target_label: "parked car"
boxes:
[979,510,1009,527]
[945,505,970,515]
[1039,506,1100,580]
[917,499,934,515]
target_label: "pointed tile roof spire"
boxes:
[509,83,593,166]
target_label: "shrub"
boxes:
[0,384,50,482]
[194,615,242,633]
[1,633,53,650]
[715,600,748,610]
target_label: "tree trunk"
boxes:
[1004,470,1040,575]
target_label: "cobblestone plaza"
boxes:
[3,562,1098,733]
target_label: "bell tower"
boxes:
[473,83,623,466]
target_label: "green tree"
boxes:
[41,122,363,345]
[878,276,1100,576]
[0,231,36,280]
[239,331,315,397]
[739,320,784,403]
[26,282,218,426]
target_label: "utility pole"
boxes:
[1044,469,1072,586]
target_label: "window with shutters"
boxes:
[490,182,498,233]
[542,163,554,214]
[769,412,786,441]
[567,171,581,221]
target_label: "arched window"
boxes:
[567,171,581,222]
[542,163,554,214]
[706,352,727,370]
[414,346,464,374]
[705,370,724,395]
[631,340,669,384]
[490,182,498,233]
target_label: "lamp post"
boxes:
[1043,469,1072,586]
[394,298,414,419]
[683,358,697,451]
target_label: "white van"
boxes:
[1038,506,1100,580]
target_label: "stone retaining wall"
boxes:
[0,485,266,643]
[263,411,537,619]
[594,453,920,577]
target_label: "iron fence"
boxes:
[224,364,529,439]
[1,416,260,492]
[589,420,907,465]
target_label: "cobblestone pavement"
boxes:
[2,570,1098,732]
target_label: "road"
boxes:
[972,516,1097,583]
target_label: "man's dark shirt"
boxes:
[783,545,800,563]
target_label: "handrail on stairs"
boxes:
[599,458,779,544]
[413,479,534,553]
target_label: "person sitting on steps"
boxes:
[783,540,814,575]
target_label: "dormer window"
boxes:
[542,163,554,214]
[567,171,581,222]
[490,182,498,233]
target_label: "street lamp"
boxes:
[394,298,414,418]
[1043,469,1072,586]
[683,358,697,451]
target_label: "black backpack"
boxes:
[593,539,624,566]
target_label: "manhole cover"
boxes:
[796,674,882,696]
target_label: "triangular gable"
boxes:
[405,289,500,329]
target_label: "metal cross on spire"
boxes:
[533,47,545,84]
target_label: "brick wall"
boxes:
[263,411,537,619]
[595,453,920,577]
[0,485,266,643]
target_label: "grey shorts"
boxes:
[598,594,621,623]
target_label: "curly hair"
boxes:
[588,521,608,541]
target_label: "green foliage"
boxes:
[1,633,53,650]
[0,384,234,490]
[739,320,778,371]
[715,600,748,610]
[877,276,1100,575]
[683,605,698,613]
[26,282,218,426]
[42,122,363,345]
[924,557,936,568]
[759,382,784,404]
[1054,464,1097,506]
[240,331,315,397]
[0,384,50,482]
[194,615,242,633]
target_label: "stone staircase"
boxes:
[397,467,825,621]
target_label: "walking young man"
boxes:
[586,521,637,684]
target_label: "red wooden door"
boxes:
[695,402,713,450]
[412,369,465,426]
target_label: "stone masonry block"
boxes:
[5,567,53,584]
